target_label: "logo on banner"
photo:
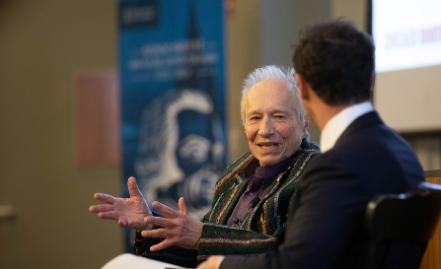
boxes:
[135,90,224,217]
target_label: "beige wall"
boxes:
[226,1,261,160]
[0,1,122,268]
[331,0,367,30]
[260,0,331,143]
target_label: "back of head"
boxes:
[292,20,375,106]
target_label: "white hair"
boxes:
[240,66,307,139]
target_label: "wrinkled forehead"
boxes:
[245,81,297,114]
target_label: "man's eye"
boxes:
[248,116,261,121]
[274,114,286,119]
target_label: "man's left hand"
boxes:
[140,197,204,251]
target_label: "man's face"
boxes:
[244,79,304,167]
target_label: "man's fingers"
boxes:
[93,193,116,204]
[144,216,170,227]
[178,197,188,215]
[89,204,114,213]
[151,201,179,218]
[127,176,143,198]
[140,227,167,238]
[97,211,119,220]
[149,239,174,252]
[117,219,127,227]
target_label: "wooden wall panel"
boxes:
[420,171,441,269]
[74,71,119,166]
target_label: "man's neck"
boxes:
[312,101,347,131]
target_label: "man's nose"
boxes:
[259,117,274,136]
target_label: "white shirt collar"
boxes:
[320,101,373,153]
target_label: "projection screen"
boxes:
[372,0,441,132]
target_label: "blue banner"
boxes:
[118,0,227,231]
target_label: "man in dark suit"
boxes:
[198,20,425,269]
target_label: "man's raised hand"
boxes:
[89,176,152,230]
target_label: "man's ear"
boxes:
[303,117,309,133]
[295,74,309,100]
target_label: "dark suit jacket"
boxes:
[221,111,425,269]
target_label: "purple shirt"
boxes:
[227,156,294,227]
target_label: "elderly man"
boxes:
[199,20,424,269]
[89,65,319,267]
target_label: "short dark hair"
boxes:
[292,20,375,106]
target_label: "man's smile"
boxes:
[256,141,281,151]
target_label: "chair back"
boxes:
[365,182,441,269]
